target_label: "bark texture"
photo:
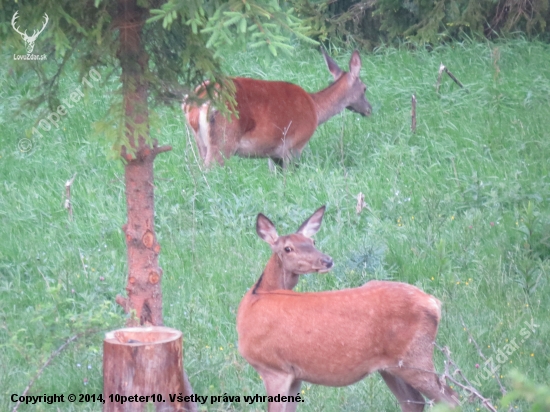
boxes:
[113,0,170,326]
[110,1,197,411]
[103,327,189,412]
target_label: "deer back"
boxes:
[237,280,442,386]
[183,49,372,167]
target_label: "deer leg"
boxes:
[285,379,302,412]
[281,154,294,171]
[385,365,458,408]
[261,371,294,412]
[282,157,290,171]
[282,148,303,170]
[268,158,284,172]
[379,370,425,412]
[411,376,459,408]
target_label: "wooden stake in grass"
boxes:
[436,63,465,92]
[411,94,417,133]
[436,63,446,93]
[356,192,366,214]
[492,47,501,81]
[63,173,77,221]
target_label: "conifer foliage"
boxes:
[296,0,550,46]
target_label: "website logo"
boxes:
[12,11,48,59]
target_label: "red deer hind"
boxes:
[237,206,459,412]
[183,50,372,169]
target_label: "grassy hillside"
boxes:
[1,40,549,411]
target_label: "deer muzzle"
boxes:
[315,255,334,273]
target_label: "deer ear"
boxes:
[256,213,279,245]
[349,50,362,78]
[297,206,326,238]
[321,48,343,80]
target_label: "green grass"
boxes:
[1,40,549,411]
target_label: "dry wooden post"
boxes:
[436,63,446,93]
[356,192,366,214]
[103,327,192,412]
[492,47,501,81]
[63,173,77,221]
[411,94,417,133]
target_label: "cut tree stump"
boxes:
[103,327,193,412]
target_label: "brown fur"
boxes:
[237,206,458,412]
[183,50,372,168]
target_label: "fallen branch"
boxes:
[460,316,508,396]
[436,63,465,92]
[435,343,498,412]
[12,330,97,412]
[445,66,464,89]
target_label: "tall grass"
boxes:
[1,40,549,411]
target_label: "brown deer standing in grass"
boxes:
[236,206,459,412]
[183,50,372,169]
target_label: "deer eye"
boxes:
[313,240,316,245]
[284,247,292,253]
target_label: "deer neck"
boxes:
[252,253,299,294]
[310,75,350,126]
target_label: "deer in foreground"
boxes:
[236,206,459,412]
[183,50,372,169]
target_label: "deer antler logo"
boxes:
[11,11,49,54]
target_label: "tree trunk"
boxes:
[111,1,197,411]
[113,0,168,326]
[103,327,189,412]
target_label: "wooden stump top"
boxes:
[105,326,182,346]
